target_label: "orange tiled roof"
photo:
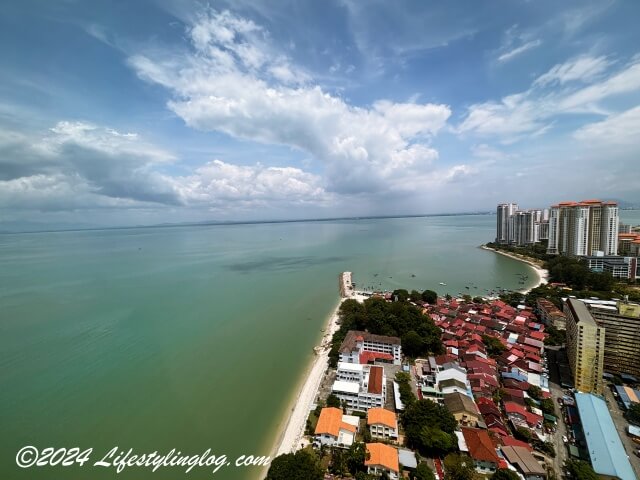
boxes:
[367,408,397,429]
[365,443,399,473]
[315,407,343,437]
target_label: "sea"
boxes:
[1,211,639,480]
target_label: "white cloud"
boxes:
[127,8,451,196]
[495,25,542,64]
[498,39,542,63]
[458,54,640,140]
[534,55,612,86]
[574,105,640,146]
[0,121,332,212]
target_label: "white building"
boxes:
[314,407,360,448]
[367,408,398,440]
[339,331,402,365]
[332,362,386,413]
[547,200,619,256]
[497,203,518,244]
[365,443,400,480]
[420,363,471,403]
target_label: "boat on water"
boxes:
[439,282,447,286]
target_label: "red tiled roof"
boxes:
[501,436,532,451]
[368,366,384,394]
[360,351,394,364]
[461,427,500,464]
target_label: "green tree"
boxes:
[402,399,457,454]
[346,442,368,475]
[266,450,324,480]
[482,334,506,357]
[393,289,410,302]
[329,448,348,476]
[514,426,532,442]
[565,460,598,480]
[410,290,423,302]
[627,402,640,425]
[421,289,438,304]
[419,426,454,455]
[413,463,436,480]
[491,469,520,480]
[527,385,542,400]
[326,394,341,408]
[539,398,555,415]
[402,330,425,358]
[443,453,476,480]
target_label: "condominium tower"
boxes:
[563,299,605,394]
[547,200,619,256]
[496,203,518,244]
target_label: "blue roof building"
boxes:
[574,392,636,480]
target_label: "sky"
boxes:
[1,0,640,230]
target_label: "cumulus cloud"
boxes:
[0,121,330,212]
[127,8,451,195]
[458,54,640,140]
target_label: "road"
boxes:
[546,347,569,478]
[601,384,640,478]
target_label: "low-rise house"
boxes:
[314,407,359,448]
[500,445,547,480]
[365,443,400,480]
[443,392,481,427]
[461,427,501,474]
[339,331,402,365]
[367,408,398,440]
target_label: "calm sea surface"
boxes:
[1,212,639,479]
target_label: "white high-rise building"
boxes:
[496,203,518,244]
[547,200,619,256]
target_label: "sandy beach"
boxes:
[481,245,549,293]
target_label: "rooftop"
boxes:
[461,427,500,464]
[500,445,546,475]
[574,392,636,480]
[443,391,480,417]
[365,443,399,473]
[339,330,401,353]
[368,366,384,394]
[367,408,397,429]
[566,298,598,327]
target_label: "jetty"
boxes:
[339,271,354,298]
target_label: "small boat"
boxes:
[439,282,447,286]
[411,274,416,277]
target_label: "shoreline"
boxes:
[268,297,344,460]
[480,244,549,293]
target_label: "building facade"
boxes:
[584,300,640,378]
[339,331,402,365]
[547,200,619,256]
[535,298,566,330]
[332,363,386,412]
[496,203,518,244]
[563,299,605,394]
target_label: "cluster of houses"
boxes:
[417,297,554,479]
[311,297,555,480]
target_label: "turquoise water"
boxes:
[1,212,638,479]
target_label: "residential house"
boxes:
[314,407,359,448]
[365,443,400,480]
[367,408,398,440]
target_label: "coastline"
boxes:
[268,297,344,460]
[480,244,549,293]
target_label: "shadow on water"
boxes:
[225,255,348,273]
